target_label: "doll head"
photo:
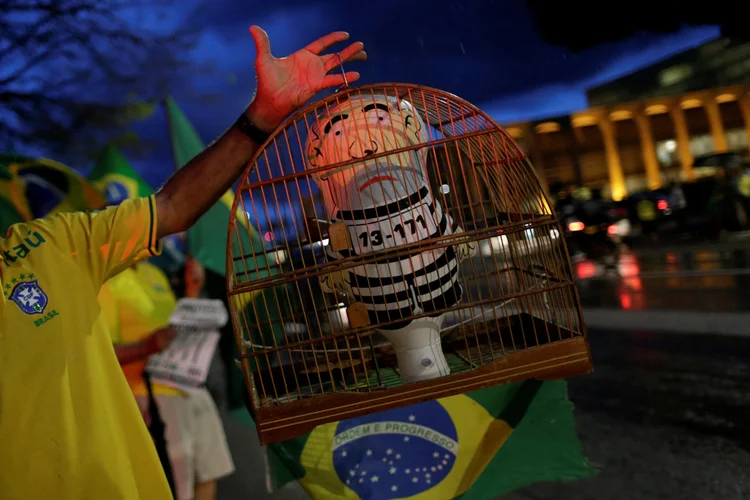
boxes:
[305,94,430,211]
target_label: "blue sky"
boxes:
[119,0,719,189]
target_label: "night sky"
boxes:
[126,0,719,188]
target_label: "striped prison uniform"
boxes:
[326,181,463,330]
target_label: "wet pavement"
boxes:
[574,246,750,313]
[212,241,750,499]
[217,327,750,500]
[505,328,750,500]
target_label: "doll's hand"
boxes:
[453,226,477,261]
[321,269,349,295]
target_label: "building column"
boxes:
[632,109,662,190]
[704,97,729,153]
[738,92,750,152]
[597,115,627,201]
[669,106,694,182]
[521,122,549,194]
[568,124,585,187]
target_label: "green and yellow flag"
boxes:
[164,96,271,277]
[88,143,154,204]
[234,380,593,499]
[6,156,105,218]
[88,144,185,274]
[164,97,286,406]
[0,154,33,234]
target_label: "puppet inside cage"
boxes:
[226,84,591,444]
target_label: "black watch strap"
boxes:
[234,113,271,145]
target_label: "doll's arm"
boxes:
[440,206,477,261]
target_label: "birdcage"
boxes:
[227,83,591,444]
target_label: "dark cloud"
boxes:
[186,0,703,102]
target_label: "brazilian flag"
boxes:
[0,156,32,234]
[165,97,286,407]
[88,144,185,274]
[88,144,154,204]
[235,380,593,499]
[7,156,105,218]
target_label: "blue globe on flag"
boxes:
[332,400,458,499]
[102,180,130,206]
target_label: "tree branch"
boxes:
[0,0,198,160]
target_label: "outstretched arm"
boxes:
[114,327,177,365]
[155,26,366,238]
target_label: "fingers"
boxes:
[338,41,366,63]
[320,71,361,90]
[305,31,350,55]
[323,48,367,72]
[249,25,272,57]
[346,50,368,63]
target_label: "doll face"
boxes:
[305,95,429,192]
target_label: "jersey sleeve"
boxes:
[22,196,161,287]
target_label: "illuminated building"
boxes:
[504,37,750,200]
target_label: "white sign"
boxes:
[146,330,221,391]
[169,298,228,329]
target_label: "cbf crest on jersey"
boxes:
[9,279,48,315]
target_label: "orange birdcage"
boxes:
[226,83,591,444]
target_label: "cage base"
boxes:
[251,335,591,444]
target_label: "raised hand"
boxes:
[249,26,367,131]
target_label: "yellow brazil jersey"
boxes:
[99,261,183,397]
[0,196,172,500]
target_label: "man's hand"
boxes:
[151,327,177,352]
[249,26,367,132]
[155,27,367,238]
[113,327,176,365]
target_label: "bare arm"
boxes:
[114,327,177,365]
[154,102,270,238]
[154,25,366,239]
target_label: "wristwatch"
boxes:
[234,113,271,145]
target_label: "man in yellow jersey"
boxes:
[0,25,366,500]
[99,260,235,500]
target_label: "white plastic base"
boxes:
[379,316,450,384]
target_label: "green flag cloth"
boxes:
[88,144,184,274]
[163,97,272,276]
[232,380,594,500]
[88,143,154,203]
[0,154,33,234]
[164,97,287,402]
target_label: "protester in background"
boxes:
[0,25,366,499]
[636,196,659,244]
[99,260,235,500]
[709,168,748,236]
[172,256,247,411]
[666,180,688,235]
